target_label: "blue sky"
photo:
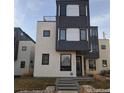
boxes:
[14,0,110,41]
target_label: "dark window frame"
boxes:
[89,59,96,71]
[22,46,27,51]
[59,29,66,40]
[20,61,25,68]
[43,30,50,37]
[79,5,86,16]
[60,54,71,71]
[60,5,66,16]
[42,54,49,65]
[80,29,87,40]
[101,45,106,49]
[102,60,107,67]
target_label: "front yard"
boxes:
[14,77,110,92]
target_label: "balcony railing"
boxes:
[43,16,56,21]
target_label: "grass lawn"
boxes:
[14,77,110,92]
[14,77,56,92]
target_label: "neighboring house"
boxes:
[14,27,35,76]
[34,0,100,77]
[86,39,110,75]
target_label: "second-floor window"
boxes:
[101,45,106,49]
[80,29,87,40]
[43,30,50,37]
[59,29,66,40]
[80,5,87,16]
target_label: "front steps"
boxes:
[55,78,79,93]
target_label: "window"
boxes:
[22,46,27,51]
[80,29,87,40]
[60,5,66,16]
[59,29,66,40]
[90,28,98,37]
[102,60,107,67]
[67,5,79,16]
[30,61,34,68]
[89,60,96,71]
[101,45,106,49]
[66,28,79,41]
[43,30,50,37]
[20,61,25,68]
[80,6,86,16]
[60,54,71,71]
[42,54,49,65]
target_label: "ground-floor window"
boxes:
[20,61,25,68]
[42,54,49,65]
[60,54,71,71]
[102,60,107,67]
[89,59,96,71]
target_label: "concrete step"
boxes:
[57,86,79,90]
[57,83,77,86]
[56,78,79,92]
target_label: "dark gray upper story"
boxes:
[55,0,99,59]
[14,27,35,61]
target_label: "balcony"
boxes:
[43,16,56,22]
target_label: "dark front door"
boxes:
[76,56,82,76]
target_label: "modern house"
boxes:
[14,27,35,76]
[34,0,108,77]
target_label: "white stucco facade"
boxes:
[34,22,83,77]
[34,21,110,77]
[14,41,35,76]
[86,39,110,75]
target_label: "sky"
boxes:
[14,0,110,41]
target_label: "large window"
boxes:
[60,54,71,71]
[59,29,66,40]
[60,5,66,16]
[89,60,96,71]
[66,28,79,41]
[42,54,49,65]
[102,60,107,67]
[67,5,79,16]
[80,29,87,40]
[43,30,50,37]
[20,61,25,68]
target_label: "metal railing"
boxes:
[43,16,56,21]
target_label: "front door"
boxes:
[76,56,82,76]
